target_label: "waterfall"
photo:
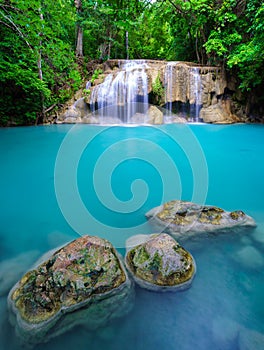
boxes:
[86,60,206,124]
[164,61,178,112]
[90,60,149,122]
[190,67,202,122]
[164,63,203,122]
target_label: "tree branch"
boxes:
[166,0,187,15]
[0,10,33,51]
[44,103,57,114]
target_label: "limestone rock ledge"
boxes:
[8,235,134,346]
[146,200,256,237]
[125,233,196,292]
[200,100,240,124]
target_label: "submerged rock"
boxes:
[125,233,196,292]
[146,200,256,237]
[233,246,264,270]
[8,235,134,345]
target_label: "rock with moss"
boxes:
[125,233,196,292]
[146,200,256,238]
[8,235,134,346]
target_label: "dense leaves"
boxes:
[0,0,263,125]
[0,0,79,125]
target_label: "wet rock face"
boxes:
[8,235,133,345]
[146,200,256,237]
[146,105,163,124]
[57,60,231,124]
[200,100,240,124]
[125,233,196,292]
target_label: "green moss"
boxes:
[132,246,150,266]
[148,252,162,272]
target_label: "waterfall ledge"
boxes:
[57,60,238,125]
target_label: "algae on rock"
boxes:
[146,200,256,237]
[8,235,134,345]
[125,233,196,292]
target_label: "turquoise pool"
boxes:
[0,123,264,349]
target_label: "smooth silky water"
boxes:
[0,123,264,350]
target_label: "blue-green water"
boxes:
[0,124,264,350]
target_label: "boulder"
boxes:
[73,97,89,117]
[61,106,82,123]
[146,105,163,124]
[8,235,134,346]
[200,100,240,124]
[59,98,91,123]
[125,233,196,292]
[146,200,256,238]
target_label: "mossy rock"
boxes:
[125,233,196,292]
[8,235,134,346]
[146,200,256,238]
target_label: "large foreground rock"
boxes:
[8,235,134,346]
[125,233,196,292]
[146,200,256,237]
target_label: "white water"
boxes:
[164,64,203,121]
[90,61,149,122]
[90,60,204,123]
[190,67,202,122]
[164,61,178,113]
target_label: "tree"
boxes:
[0,0,81,125]
[75,0,83,58]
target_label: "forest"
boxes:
[0,0,263,126]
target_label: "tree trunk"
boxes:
[76,26,83,57]
[75,0,83,58]
[195,32,200,64]
[125,31,129,59]
[36,10,46,124]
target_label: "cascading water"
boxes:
[90,60,149,123]
[164,62,178,113]
[63,60,220,125]
[164,63,203,122]
[190,67,202,122]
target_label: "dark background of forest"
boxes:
[0,0,263,126]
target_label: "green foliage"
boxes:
[0,0,263,124]
[83,89,91,97]
[227,2,264,91]
[0,0,79,125]
[152,74,164,105]
[91,69,103,84]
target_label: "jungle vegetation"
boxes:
[0,0,263,125]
